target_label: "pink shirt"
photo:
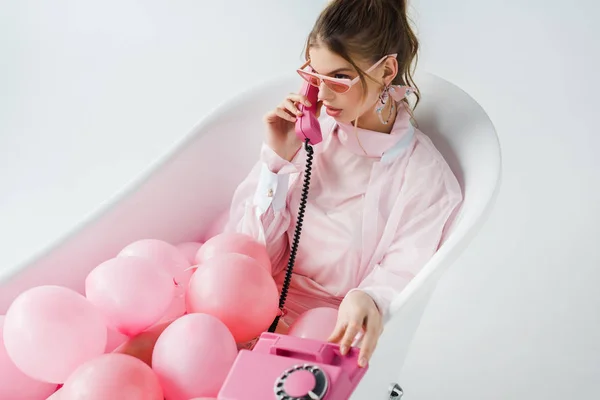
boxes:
[225,104,463,327]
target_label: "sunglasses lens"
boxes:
[298,69,350,93]
[298,70,321,87]
[325,80,350,93]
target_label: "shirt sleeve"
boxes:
[224,142,304,276]
[348,151,463,321]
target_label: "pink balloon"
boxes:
[152,313,238,399]
[186,253,279,343]
[3,286,107,384]
[288,307,339,341]
[195,232,271,274]
[86,256,175,336]
[175,241,204,265]
[60,353,163,400]
[0,316,57,399]
[118,239,193,298]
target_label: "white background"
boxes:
[1,1,599,399]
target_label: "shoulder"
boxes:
[411,128,451,172]
[399,127,463,202]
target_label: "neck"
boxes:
[352,98,397,134]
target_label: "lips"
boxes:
[324,105,342,117]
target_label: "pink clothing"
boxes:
[225,104,462,326]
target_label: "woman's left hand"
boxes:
[327,290,383,368]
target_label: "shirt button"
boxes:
[267,188,274,197]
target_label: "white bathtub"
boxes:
[0,71,501,399]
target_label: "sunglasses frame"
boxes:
[297,53,398,94]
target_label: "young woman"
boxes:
[226,0,463,367]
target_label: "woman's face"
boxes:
[307,45,393,126]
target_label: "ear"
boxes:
[382,57,398,86]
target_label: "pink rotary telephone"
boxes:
[218,332,367,399]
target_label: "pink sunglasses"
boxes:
[297,53,398,94]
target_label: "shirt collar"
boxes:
[334,104,414,162]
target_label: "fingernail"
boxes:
[306,101,312,106]
[359,357,367,367]
[340,345,347,355]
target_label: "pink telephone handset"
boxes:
[295,80,323,146]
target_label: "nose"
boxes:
[317,81,335,102]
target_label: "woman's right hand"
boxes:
[262,93,321,162]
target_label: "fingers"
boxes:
[282,93,312,116]
[286,93,312,107]
[357,311,382,368]
[327,311,382,368]
[339,319,363,356]
[273,107,296,123]
[283,98,303,117]
[265,93,313,125]
[327,318,347,344]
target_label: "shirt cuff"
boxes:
[253,162,291,213]
[252,143,302,214]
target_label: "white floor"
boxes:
[1,1,599,399]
